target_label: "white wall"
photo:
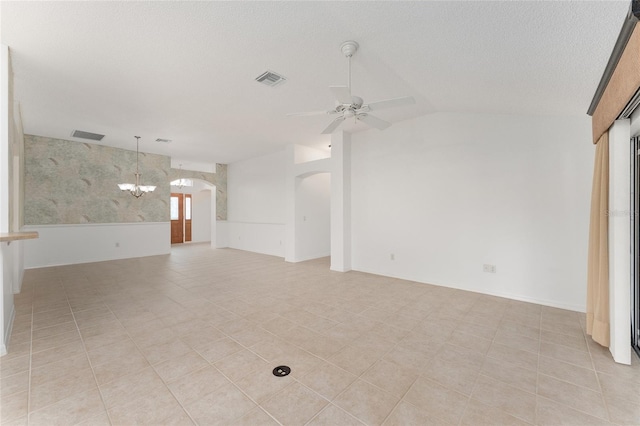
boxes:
[295,172,331,261]
[216,221,229,248]
[23,223,171,268]
[295,144,331,163]
[225,222,284,257]
[1,243,16,356]
[228,150,286,223]
[330,132,351,272]
[227,150,286,256]
[1,44,19,355]
[351,112,593,311]
[191,190,211,243]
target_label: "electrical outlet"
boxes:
[390,253,395,261]
[483,264,496,273]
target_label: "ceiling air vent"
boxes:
[155,138,172,143]
[255,70,287,87]
[71,130,105,141]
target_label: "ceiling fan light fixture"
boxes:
[287,40,415,134]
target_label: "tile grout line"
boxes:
[97,301,200,426]
[534,304,543,425]
[185,329,286,425]
[17,248,640,425]
[534,311,614,424]
[376,299,463,426]
[219,320,360,425]
[455,304,508,426]
[585,324,613,424]
[147,294,328,425]
[302,401,364,426]
[21,279,95,424]
[63,277,115,426]
[368,296,477,423]
[26,282,35,426]
[226,301,409,424]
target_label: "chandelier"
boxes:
[174,164,186,189]
[117,136,156,198]
[170,164,193,189]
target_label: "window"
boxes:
[170,196,179,220]
[185,196,191,220]
[170,178,193,187]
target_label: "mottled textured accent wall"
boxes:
[216,163,228,221]
[25,135,171,224]
[169,164,227,220]
[25,135,228,224]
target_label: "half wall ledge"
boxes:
[0,232,39,244]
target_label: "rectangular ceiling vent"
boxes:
[71,130,105,141]
[155,138,172,143]
[255,70,287,87]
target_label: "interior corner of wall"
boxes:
[2,304,15,357]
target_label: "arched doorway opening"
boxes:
[170,178,217,247]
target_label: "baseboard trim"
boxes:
[352,266,586,313]
[24,251,171,269]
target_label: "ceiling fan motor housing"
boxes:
[340,40,359,57]
[335,95,363,112]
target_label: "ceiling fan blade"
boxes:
[358,114,391,130]
[286,110,336,117]
[366,96,415,111]
[329,86,352,105]
[321,116,346,134]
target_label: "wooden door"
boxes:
[184,194,192,242]
[171,193,184,244]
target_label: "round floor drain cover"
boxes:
[272,365,291,377]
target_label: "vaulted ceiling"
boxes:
[1,1,630,165]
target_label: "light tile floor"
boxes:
[1,244,639,425]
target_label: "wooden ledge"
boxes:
[0,231,39,243]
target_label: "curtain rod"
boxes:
[587,0,640,116]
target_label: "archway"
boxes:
[170,178,217,247]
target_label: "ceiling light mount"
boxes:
[340,41,359,58]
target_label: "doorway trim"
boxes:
[609,119,632,364]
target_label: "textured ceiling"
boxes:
[0,1,630,165]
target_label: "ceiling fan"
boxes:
[287,41,415,134]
